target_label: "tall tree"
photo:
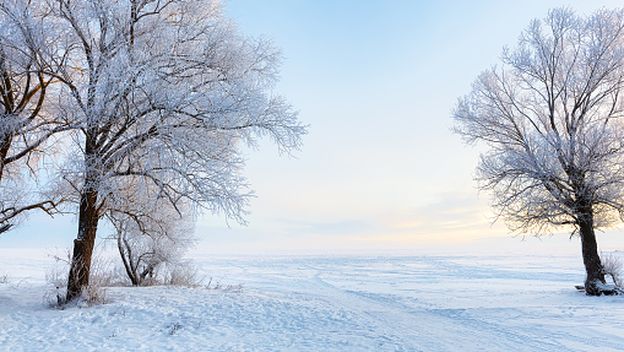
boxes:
[0,1,68,233]
[453,8,624,295]
[45,0,305,301]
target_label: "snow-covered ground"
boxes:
[1,253,623,351]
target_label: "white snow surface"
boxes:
[1,253,624,351]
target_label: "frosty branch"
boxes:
[0,1,70,233]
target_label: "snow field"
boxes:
[1,254,623,351]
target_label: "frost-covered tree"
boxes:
[112,211,195,287]
[44,0,305,301]
[106,182,196,286]
[0,1,69,233]
[453,8,624,295]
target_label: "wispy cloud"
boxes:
[390,194,496,233]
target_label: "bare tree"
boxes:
[43,0,305,301]
[0,1,69,233]
[453,8,624,295]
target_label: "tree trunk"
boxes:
[66,189,99,301]
[0,137,11,234]
[117,233,140,286]
[0,136,12,180]
[578,210,606,296]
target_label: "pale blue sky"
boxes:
[3,0,624,254]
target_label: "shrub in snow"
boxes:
[601,252,623,288]
[46,248,112,307]
[162,261,202,288]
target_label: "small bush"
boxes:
[162,262,202,287]
[78,282,108,307]
[45,248,112,308]
[601,252,623,288]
